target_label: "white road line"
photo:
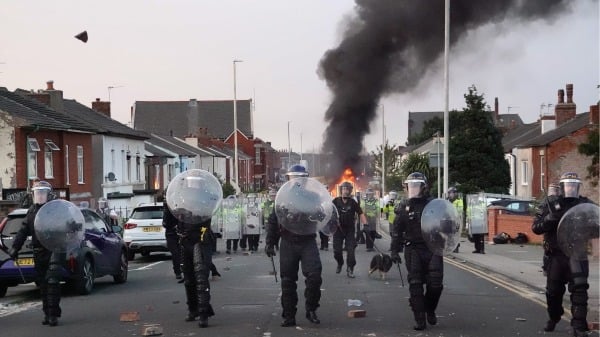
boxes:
[130,261,164,271]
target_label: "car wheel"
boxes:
[113,250,128,284]
[0,284,7,298]
[75,257,95,295]
[127,250,135,261]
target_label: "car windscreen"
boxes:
[129,207,163,220]
[0,215,33,253]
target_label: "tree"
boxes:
[369,140,403,192]
[399,152,433,188]
[448,85,511,194]
[578,128,599,186]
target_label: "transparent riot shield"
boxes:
[421,199,461,256]
[466,193,488,235]
[212,203,223,237]
[166,169,223,224]
[34,199,84,253]
[362,198,380,232]
[244,196,261,236]
[222,198,242,240]
[275,177,337,235]
[557,203,600,260]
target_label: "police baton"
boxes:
[0,246,26,283]
[270,256,278,283]
[396,261,405,287]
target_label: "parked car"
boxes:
[488,199,535,216]
[123,203,167,260]
[0,207,128,298]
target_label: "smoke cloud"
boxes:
[318,0,572,180]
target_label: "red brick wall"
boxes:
[487,207,541,244]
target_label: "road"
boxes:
[0,237,592,337]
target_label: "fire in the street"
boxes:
[329,168,357,197]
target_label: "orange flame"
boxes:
[329,168,357,197]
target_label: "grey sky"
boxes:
[0,1,597,154]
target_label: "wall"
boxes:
[487,207,540,244]
[0,115,16,189]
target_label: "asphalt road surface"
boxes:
[0,238,587,337]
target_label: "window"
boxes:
[65,145,70,185]
[136,155,141,182]
[521,160,528,185]
[44,139,59,151]
[540,154,545,191]
[27,138,40,179]
[111,149,115,173]
[44,145,54,178]
[27,138,40,151]
[121,150,126,183]
[255,147,261,165]
[77,146,84,183]
[126,151,132,182]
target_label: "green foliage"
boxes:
[222,182,236,197]
[369,140,402,190]
[578,128,599,186]
[399,152,433,183]
[448,85,511,194]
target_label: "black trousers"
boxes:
[181,239,214,317]
[247,234,260,251]
[279,237,322,319]
[34,249,64,318]
[166,233,182,275]
[405,244,444,315]
[318,232,329,249]
[333,229,356,268]
[472,234,485,252]
[226,239,239,252]
[545,253,589,331]
[365,230,377,250]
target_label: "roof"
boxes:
[517,112,590,148]
[152,134,219,158]
[133,99,253,140]
[408,111,442,138]
[0,94,70,130]
[144,142,175,158]
[62,99,149,140]
[495,113,524,130]
[501,122,540,152]
[0,88,94,132]
[146,134,196,157]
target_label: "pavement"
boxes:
[377,219,600,332]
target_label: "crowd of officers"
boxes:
[5,168,594,337]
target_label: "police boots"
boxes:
[414,312,426,330]
[198,315,208,328]
[306,311,320,324]
[347,267,355,278]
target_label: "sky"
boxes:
[0,1,598,155]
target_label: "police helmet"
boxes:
[285,164,309,179]
[388,190,398,200]
[365,188,374,199]
[339,181,353,197]
[559,172,581,198]
[32,180,52,205]
[404,172,428,198]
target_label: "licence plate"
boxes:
[17,258,34,266]
[143,226,162,232]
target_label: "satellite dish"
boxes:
[107,172,116,182]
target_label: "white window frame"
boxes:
[255,147,261,165]
[65,145,70,185]
[540,155,545,191]
[136,155,141,182]
[44,145,54,178]
[521,160,529,185]
[27,138,40,180]
[126,151,132,182]
[77,146,84,184]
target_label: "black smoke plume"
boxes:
[318,0,572,180]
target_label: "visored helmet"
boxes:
[404,172,428,199]
[365,188,374,200]
[559,172,581,198]
[32,180,52,205]
[286,164,309,180]
[447,186,458,201]
[388,190,398,200]
[548,182,560,197]
[339,181,353,198]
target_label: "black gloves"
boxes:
[7,247,18,260]
[544,210,564,223]
[265,245,276,257]
[391,251,402,264]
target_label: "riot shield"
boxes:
[421,198,461,256]
[466,193,488,235]
[166,169,223,224]
[275,177,337,235]
[243,196,261,235]
[557,203,600,260]
[222,198,242,240]
[212,203,223,236]
[34,199,84,253]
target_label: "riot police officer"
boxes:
[532,172,594,336]
[176,212,216,328]
[9,181,62,326]
[447,187,463,253]
[163,200,183,280]
[332,181,367,278]
[265,165,322,327]
[360,188,380,252]
[390,172,442,331]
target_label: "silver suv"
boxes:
[123,203,167,260]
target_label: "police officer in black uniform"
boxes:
[174,210,216,328]
[332,181,367,278]
[390,172,442,331]
[532,172,594,337]
[163,201,183,280]
[265,165,322,327]
[9,181,62,327]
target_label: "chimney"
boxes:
[46,80,54,90]
[494,97,499,121]
[91,98,111,118]
[27,80,64,112]
[590,104,599,125]
[555,84,576,126]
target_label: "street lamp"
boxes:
[287,121,291,167]
[233,59,243,186]
[380,104,386,197]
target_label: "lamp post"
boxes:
[381,104,386,197]
[287,121,291,167]
[443,0,450,198]
[233,59,243,186]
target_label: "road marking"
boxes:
[0,301,40,318]
[445,257,573,320]
[130,261,163,271]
